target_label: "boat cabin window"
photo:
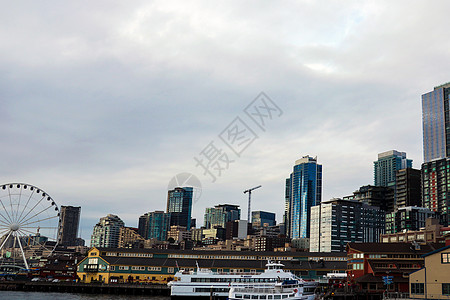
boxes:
[268,264,283,270]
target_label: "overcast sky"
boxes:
[1,1,450,243]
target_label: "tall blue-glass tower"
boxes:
[166,187,193,230]
[422,82,450,163]
[285,156,322,239]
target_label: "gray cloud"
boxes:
[1,0,449,243]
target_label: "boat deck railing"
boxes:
[232,284,300,294]
[181,271,260,276]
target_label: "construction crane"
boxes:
[243,185,262,223]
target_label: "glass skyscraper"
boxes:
[138,211,171,241]
[373,150,412,188]
[252,211,276,227]
[285,156,322,239]
[422,83,450,163]
[166,187,193,230]
[421,83,450,227]
[204,204,240,229]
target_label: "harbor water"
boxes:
[0,291,170,299]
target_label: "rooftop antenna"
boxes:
[243,185,262,223]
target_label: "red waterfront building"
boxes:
[346,242,446,294]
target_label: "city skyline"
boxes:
[2,1,450,242]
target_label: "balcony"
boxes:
[84,264,99,273]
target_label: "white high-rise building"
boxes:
[310,198,385,252]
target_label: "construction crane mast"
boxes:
[243,185,262,223]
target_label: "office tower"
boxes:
[283,178,290,235]
[385,206,436,234]
[166,187,193,230]
[422,158,450,226]
[167,225,190,243]
[204,204,240,229]
[191,228,204,242]
[90,214,124,248]
[137,213,150,239]
[381,218,445,243]
[374,150,412,188]
[202,227,226,241]
[285,155,322,239]
[138,211,171,241]
[310,198,385,252]
[57,206,81,246]
[422,83,450,163]
[226,220,248,240]
[252,211,276,227]
[395,168,421,209]
[344,185,394,212]
[254,236,290,252]
[118,227,145,248]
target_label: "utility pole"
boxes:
[243,185,262,224]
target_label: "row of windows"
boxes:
[350,263,363,270]
[192,277,277,283]
[167,254,300,261]
[195,288,229,293]
[233,293,292,299]
[442,253,450,264]
[105,252,153,258]
[114,266,162,271]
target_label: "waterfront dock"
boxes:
[0,281,170,296]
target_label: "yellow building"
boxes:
[77,247,176,284]
[409,245,450,299]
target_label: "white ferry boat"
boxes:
[228,280,310,300]
[168,261,316,299]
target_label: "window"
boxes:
[443,283,450,295]
[411,283,424,294]
[442,253,450,264]
[88,258,98,265]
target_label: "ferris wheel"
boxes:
[0,183,60,270]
